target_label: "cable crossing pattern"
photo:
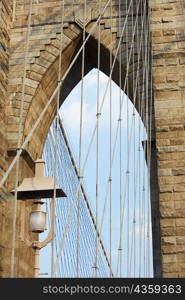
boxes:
[0,0,154,278]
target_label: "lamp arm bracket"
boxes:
[38,229,54,249]
[38,197,55,249]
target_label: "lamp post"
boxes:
[11,159,66,278]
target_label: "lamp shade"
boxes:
[30,210,47,233]
[11,159,66,200]
[12,177,66,200]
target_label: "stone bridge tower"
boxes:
[0,0,185,278]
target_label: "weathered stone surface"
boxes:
[150,0,185,278]
[161,227,185,237]
[161,237,176,245]
[0,0,185,278]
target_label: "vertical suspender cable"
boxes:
[139,0,145,277]
[109,0,113,278]
[117,0,146,277]
[51,0,139,278]
[77,0,86,278]
[94,0,101,278]
[146,33,152,278]
[144,3,149,276]
[118,0,123,278]
[136,1,142,277]
[129,0,146,277]
[90,0,136,279]
[5,0,140,278]
[125,0,130,277]
[144,2,151,277]
[148,4,153,276]
[133,0,147,277]
[143,0,149,276]
[51,0,65,278]
[52,117,113,277]
[52,0,128,277]
[139,0,147,277]
[92,0,141,277]
[129,0,136,277]
[53,1,134,277]
[10,0,33,278]
[132,0,137,277]
[0,0,113,190]
[141,0,147,276]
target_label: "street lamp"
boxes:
[11,159,66,277]
[30,208,47,233]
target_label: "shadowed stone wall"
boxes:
[150,0,185,278]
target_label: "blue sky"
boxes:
[40,69,153,278]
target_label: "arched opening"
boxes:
[23,32,145,161]
[40,68,153,278]
[0,0,161,279]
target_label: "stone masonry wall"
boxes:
[1,0,183,277]
[150,0,185,277]
[0,0,12,277]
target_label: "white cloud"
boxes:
[84,68,109,88]
[59,69,146,166]
[60,70,135,137]
[60,102,97,146]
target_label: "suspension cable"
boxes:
[94,0,102,278]
[52,117,113,277]
[147,1,153,277]
[51,0,65,278]
[93,0,144,278]
[109,0,113,278]
[114,0,147,276]
[10,0,33,278]
[95,0,143,276]
[76,0,87,278]
[7,0,152,278]
[118,0,123,278]
[0,0,113,190]
[36,0,134,279]
[53,0,134,278]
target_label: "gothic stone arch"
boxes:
[1,0,153,278]
[1,0,185,278]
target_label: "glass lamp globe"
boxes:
[30,210,47,233]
